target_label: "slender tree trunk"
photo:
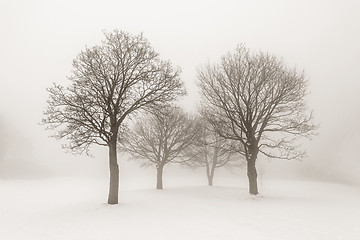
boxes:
[247,160,258,195]
[208,162,216,186]
[208,174,213,186]
[156,165,164,189]
[108,140,119,204]
[247,151,259,195]
[206,164,210,185]
[205,161,213,186]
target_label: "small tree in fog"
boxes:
[198,45,317,195]
[185,117,244,186]
[42,30,185,204]
[122,106,199,189]
[0,119,6,162]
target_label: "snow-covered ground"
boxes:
[1,176,359,240]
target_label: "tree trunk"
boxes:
[156,165,164,189]
[207,162,216,186]
[108,140,119,204]
[205,161,213,186]
[247,160,258,195]
[208,174,213,186]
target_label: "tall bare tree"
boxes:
[42,30,185,204]
[185,117,243,186]
[198,45,317,195]
[122,106,199,189]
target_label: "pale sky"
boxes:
[1,0,359,182]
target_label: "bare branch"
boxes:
[120,106,199,168]
[42,30,185,155]
[197,45,317,162]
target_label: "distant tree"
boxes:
[198,45,317,195]
[0,118,7,162]
[121,106,199,189]
[42,30,185,204]
[185,117,243,186]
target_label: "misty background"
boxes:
[1,0,359,185]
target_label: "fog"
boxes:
[1,0,360,184]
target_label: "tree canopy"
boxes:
[185,117,243,185]
[43,30,185,154]
[122,106,199,189]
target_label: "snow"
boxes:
[1,176,359,240]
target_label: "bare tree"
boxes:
[185,117,243,186]
[0,117,7,162]
[42,30,185,204]
[198,45,317,195]
[121,106,199,189]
